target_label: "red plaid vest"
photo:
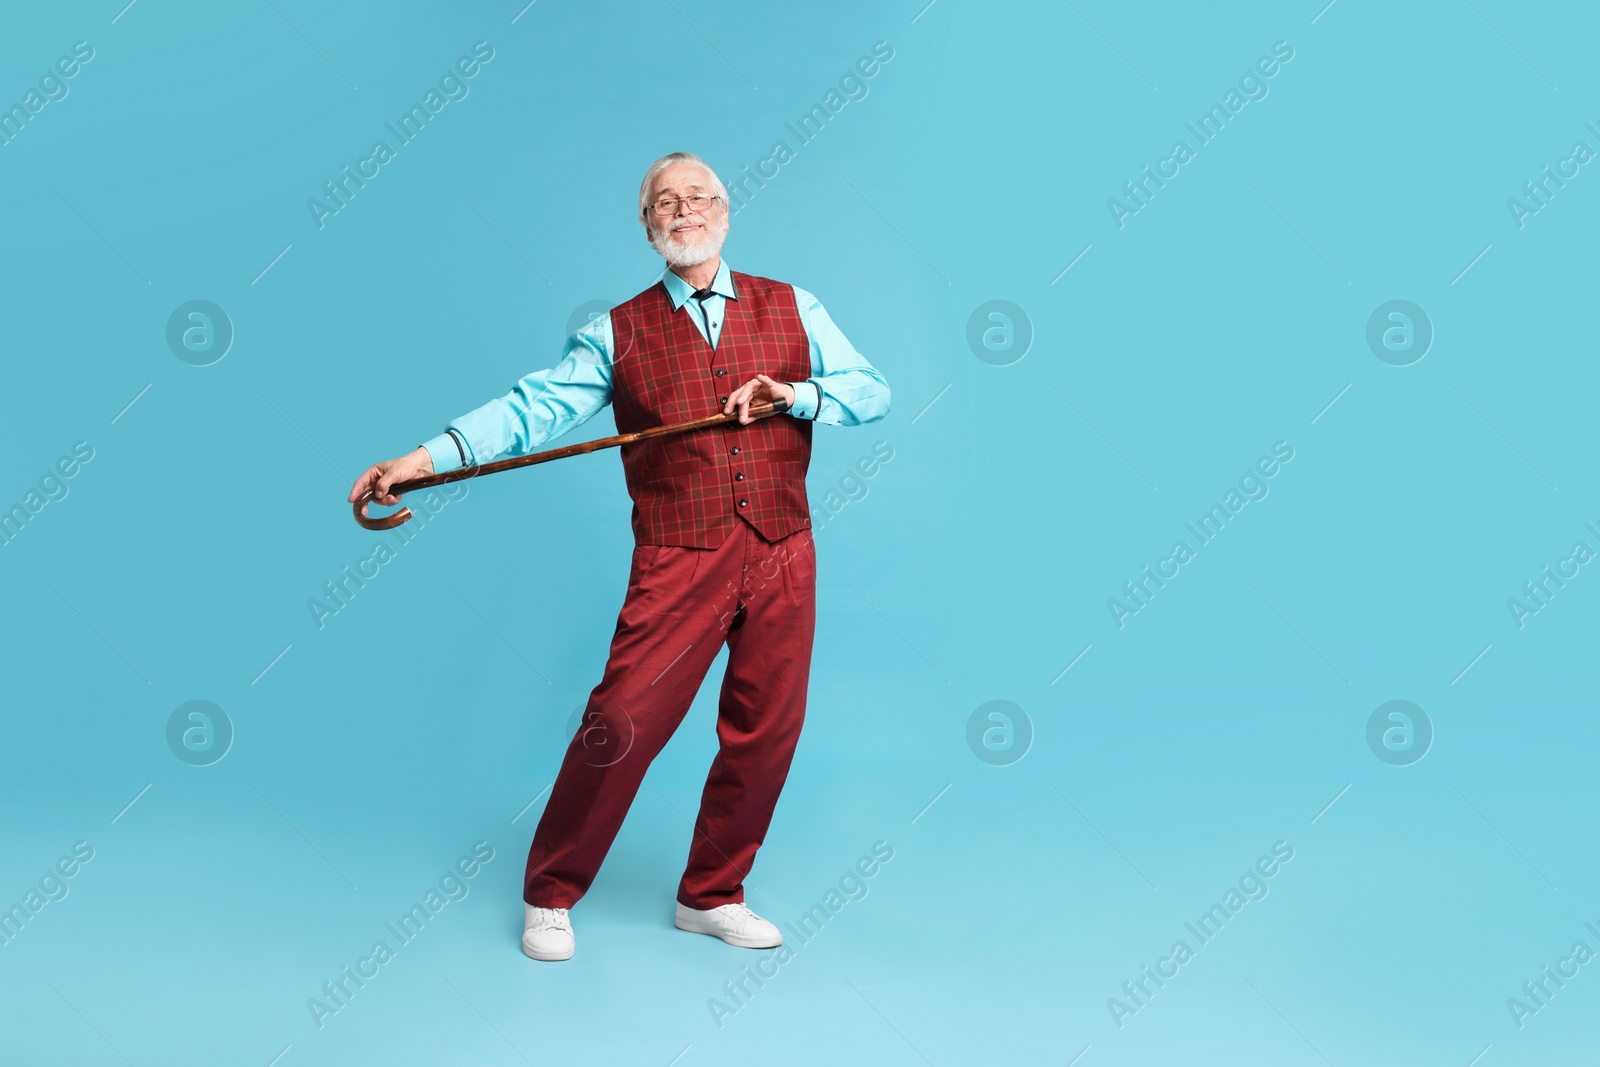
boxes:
[611,270,814,548]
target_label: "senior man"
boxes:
[349,152,889,961]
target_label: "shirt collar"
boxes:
[659,258,737,310]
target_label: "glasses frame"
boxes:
[646,193,724,217]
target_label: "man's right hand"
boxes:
[348,446,435,507]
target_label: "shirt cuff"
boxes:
[421,431,465,475]
[787,381,822,420]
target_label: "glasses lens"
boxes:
[652,195,716,215]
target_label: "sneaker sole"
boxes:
[673,916,782,949]
[522,938,574,962]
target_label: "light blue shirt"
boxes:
[419,259,890,474]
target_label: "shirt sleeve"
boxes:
[421,313,615,474]
[788,285,891,426]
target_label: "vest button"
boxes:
[715,369,726,377]
[719,396,728,405]
[734,472,744,481]
[730,446,740,455]
[737,499,747,508]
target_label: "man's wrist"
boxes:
[785,381,820,420]
[419,433,461,474]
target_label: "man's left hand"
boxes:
[725,373,795,424]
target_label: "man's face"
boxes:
[645,162,728,267]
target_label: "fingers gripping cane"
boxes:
[352,397,791,531]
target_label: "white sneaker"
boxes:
[674,901,782,949]
[523,904,574,961]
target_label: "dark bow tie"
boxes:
[691,287,715,301]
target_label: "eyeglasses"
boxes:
[647,194,722,216]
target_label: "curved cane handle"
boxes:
[353,489,413,531]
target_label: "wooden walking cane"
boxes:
[352,397,791,530]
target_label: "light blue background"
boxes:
[2,1,1596,1064]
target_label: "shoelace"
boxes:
[718,902,759,926]
[530,907,570,931]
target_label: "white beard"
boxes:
[650,215,728,268]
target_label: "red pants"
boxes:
[523,518,817,911]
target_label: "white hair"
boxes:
[637,152,728,230]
